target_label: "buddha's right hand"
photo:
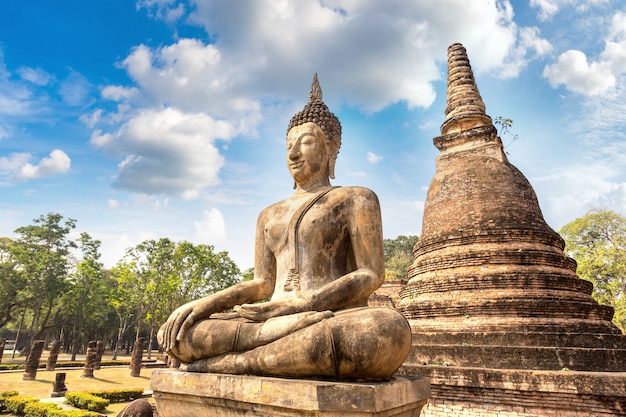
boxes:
[158,299,213,352]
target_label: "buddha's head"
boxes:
[287,74,341,185]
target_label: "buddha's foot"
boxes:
[254,310,333,346]
[179,354,240,374]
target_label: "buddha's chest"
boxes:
[264,198,350,255]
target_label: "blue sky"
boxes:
[1,0,625,270]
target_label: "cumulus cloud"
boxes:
[543,11,626,96]
[192,208,227,244]
[117,0,548,113]
[0,153,31,174]
[89,0,552,197]
[91,107,236,198]
[543,50,615,95]
[13,150,71,181]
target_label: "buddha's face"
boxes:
[286,122,330,186]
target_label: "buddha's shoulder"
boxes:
[258,186,379,220]
[328,185,379,203]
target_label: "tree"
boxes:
[559,209,626,332]
[10,213,76,354]
[60,232,109,360]
[383,235,419,282]
[0,237,28,328]
[114,239,242,358]
[108,260,141,360]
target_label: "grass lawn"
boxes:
[0,367,154,415]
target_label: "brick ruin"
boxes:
[395,43,626,416]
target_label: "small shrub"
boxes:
[65,392,109,413]
[5,395,38,414]
[48,410,100,417]
[0,391,19,412]
[24,401,62,417]
[86,388,143,403]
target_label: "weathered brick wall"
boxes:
[401,365,626,417]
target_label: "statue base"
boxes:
[151,369,429,417]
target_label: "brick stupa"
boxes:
[397,43,626,373]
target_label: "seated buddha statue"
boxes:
[157,74,411,380]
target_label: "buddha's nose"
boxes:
[288,145,301,159]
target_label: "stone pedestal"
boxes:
[151,369,429,417]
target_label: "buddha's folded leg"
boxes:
[181,307,411,380]
[164,310,334,363]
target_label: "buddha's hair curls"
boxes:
[287,73,342,146]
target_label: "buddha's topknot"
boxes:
[287,73,342,142]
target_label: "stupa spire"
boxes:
[440,43,492,135]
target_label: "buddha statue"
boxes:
[157,74,411,380]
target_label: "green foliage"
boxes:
[48,410,99,417]
[4,395,38,414]
[0,237,28,328]
[241,267,254,282]
[24,401,62,417]
[560,209,626,332]
[494,116,519,150]
[112,238,242,351]
[65,392,109,412]
[85,388,144,403]
[9,213,77,354]
[0,390,19,412]
[383,235,419,282]
[0,212,243,356]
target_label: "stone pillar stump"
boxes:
[23,340,45,380]
[82,341,98,378]
[130,337,145,377]
[94,340,105,370]
[0,338,6,364]
[46,340,61,371]
[51,372,68,397]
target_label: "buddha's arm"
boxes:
[237,188,385,321]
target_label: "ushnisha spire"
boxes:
[287,73,342,143]
[440,43,492,135]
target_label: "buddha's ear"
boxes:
[328,134,341,180]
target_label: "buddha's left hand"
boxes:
[234,297,311,322]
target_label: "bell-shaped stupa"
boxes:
[397,43,626,371]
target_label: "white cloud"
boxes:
[0,153,32,174]
[14,150,71,181]
[192,208,227,244]
[543,50,615,95]
[366,152,383,164]
[101,85,140,102]
[119,0,548,113]
[138,0,186,23]
[90,0,553,198]
[530,0,610,21]
[17,67,54,86]
[91,107,236,198]
[530,0,560,21]
[59,70,92,106]
[543,11,626,96]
